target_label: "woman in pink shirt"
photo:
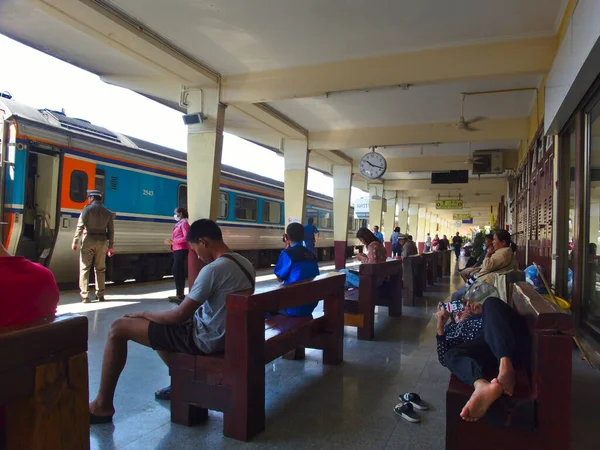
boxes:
[340,227,387,289]
[164,207,190,302]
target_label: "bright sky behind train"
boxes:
[0,34,365,203]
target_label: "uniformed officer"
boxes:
[72,189,115,303]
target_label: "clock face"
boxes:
[359,151,387,179]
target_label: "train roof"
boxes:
[0,97,335,203]
[126,135,333,203]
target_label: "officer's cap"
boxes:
[87,189,103,198]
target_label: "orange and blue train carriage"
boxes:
[0,97,360,285]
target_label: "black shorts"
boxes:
[148,320,205,355]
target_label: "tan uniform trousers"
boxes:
[80,237,108,299]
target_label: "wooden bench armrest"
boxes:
[358,259,403,280]
[512,283,573,335]
[226,272,345,312]
[0,314,88,374]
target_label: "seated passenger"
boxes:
[88,220,255,423]
[340,227,387,289]
[0,243,59,326]
[0,243,60,430]
[398,234,418,259]
[451,230,518,303]
[273,222,320,316]
[442,282,527,422]
[460,234,494,282]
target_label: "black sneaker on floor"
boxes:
[398,392,430,411]
[82,298,90,304]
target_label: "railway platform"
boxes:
[49,259,598,450]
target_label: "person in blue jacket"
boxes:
[303,217,319,254]
[275,222,321,316]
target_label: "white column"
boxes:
[283,139,309,224]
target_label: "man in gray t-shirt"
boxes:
[88,219,255,424]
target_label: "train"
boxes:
[0,96,363,284]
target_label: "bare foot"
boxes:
[460,379,504,422]
[496,357,516,396]
[89,399,115,417]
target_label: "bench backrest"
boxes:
[357,259,403,280]
[511,282,573,447]
[358,259,403,303]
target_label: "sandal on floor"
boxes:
[90,412,113,425]
[398,392,430,411]
[393,402,421,423]
[155,385,171,400]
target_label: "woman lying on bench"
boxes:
[339,227,387,289]
[442,281,528,422]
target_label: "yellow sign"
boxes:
[453,213,472,220]
[436,199,463,210]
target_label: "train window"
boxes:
[235,195,257,221]
[95,169,105,194]
[306,208,318,225]
[319,211,333,229]
[218,192,229,219]
[178,184,187,209]
[263,200,281,224]
[69,170,88,203]
[348,214,355,231]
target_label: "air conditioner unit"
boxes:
[472,150,503,175]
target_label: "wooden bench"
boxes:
[446,282,573,450]
[440,249,452,276]
[402,254,424,306]
[0,314,89,450]
[343,260,403,340]
[169,273,345,442]
[433,251,443,280]
[422,252,436,286]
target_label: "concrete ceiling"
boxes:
[0,0,570,227]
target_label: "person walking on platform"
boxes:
[303,217,319,254]
[453,232,463,260]
[425,233,432,252]
[165,207,190,304]
[373,225,384,243]
[72,190,114,303]
[391,227,401,258]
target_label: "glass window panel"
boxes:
[319,210,332,229]
[69,170,88,203]
[235,195,257,221]
[585,104,600,332]
[218,192,228,219]
[262,200,281,223]
[178,185,187,209]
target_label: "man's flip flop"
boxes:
[393,402,421,423]
[155,385,171,400]
[398,392,430,411]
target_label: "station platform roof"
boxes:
[0,0,571,224]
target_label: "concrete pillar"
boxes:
[408,204,419,237]
[369,184,384,233]
[383,192,397,234]
[333,165,352,269]
[186,90,226,285]
[283,139,309,224]
[424,211,432,238]
[397,195,409,233]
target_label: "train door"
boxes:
[15,143,61,264]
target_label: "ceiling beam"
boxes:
[351,152,518,173]
[383,177,506,191]
[310,118,528,150]
[221,36,555,104]
[26,0,218,85]
[230,104,307,139]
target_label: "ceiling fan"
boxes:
[454,94,487,132]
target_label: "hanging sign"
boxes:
[453,213,472,221]
[462,219,473,224]
[354,196,370,219]
[436,199,463,210]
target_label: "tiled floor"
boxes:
[56,259,600,449]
